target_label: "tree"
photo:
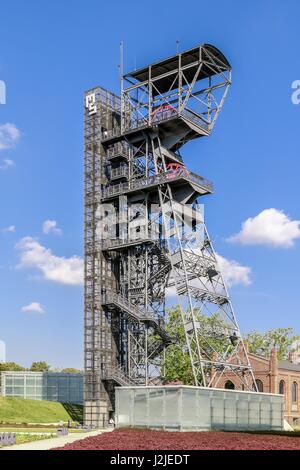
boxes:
[162,307,194,384]
[162,307,230,385]
[245,328,300,360]
[30,361,50,372]
[61,368,82,373]
[162,307,300,385]
[0,362,25,372]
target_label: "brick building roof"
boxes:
[278,361,300,372]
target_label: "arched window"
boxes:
[252,379,263,392]
[292,382,298,403]
[255,379,264,393]
[224,380,235,390]
[279,380,285,395]
[252,379,264,392]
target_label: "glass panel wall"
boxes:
[116,386,284,432]
[1,372,83,404]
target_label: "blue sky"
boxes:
[0,0,300,369]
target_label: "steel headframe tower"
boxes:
[84,44,256,427]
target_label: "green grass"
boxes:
[0,427,56,433]
[0,427,83,433]
[15,434,55,445]
[0,397,83,424]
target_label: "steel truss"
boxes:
[84,44,256,427]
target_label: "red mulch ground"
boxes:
[55,429,300,450]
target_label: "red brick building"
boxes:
[215,348,300,426]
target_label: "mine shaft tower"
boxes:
[84,44,256,427]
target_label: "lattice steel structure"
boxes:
[84,44,256,427]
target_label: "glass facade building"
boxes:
[116,386,284,432]
[1,372,83,404]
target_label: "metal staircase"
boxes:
[101,291,174,346]
[103,366,137,387]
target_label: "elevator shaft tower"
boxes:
[84,44,256,427]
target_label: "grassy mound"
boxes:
[0,397,83,424]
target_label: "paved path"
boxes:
[1,429,112,451]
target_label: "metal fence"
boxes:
[102,168,213,199]
[116,386,284,432]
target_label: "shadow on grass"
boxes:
[62,403,83,424]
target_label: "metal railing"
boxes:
[102,292,154,324]
[101,235,153,250]
[123,107,178,132]
[122,106,210,134]
[103,366,136,386]
[102,168,212,199]
[181,108,210,132]
[102,292,174,345]
[101,127,122,141]
[107,142,131,160]
[152,107,178,124]
[110,166,129,179]
[102,107,210,139]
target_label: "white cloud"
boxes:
[227,208,300,248]
[1,225,16,233]
[215,253,251,287]
[42,220,62,236]
[0,159,14,170]
[0,123,21,150]
[16,237,83,286]
[22,302,45,314]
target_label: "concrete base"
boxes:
[284,419,294,431]
[116,385,284,432]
